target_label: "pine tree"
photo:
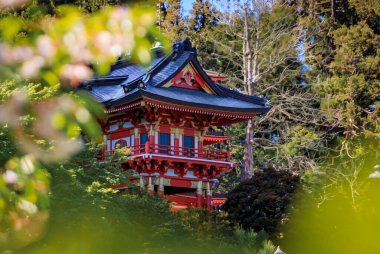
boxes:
[158,0,184,43]
[189,0,217,32]
[294,0,380,138]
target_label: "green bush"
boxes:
[223,168,300,234]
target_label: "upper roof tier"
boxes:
[79,39,271,116]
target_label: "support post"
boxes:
[149,126,155,152]
[158,177,164,195]
[173,128,180,155]
[147,176,154,195]
[197,180,203,208]
[206,181,212,211]
[134,128,140,154]
[145,141,150,154]
[139,176,144,189]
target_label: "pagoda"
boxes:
[80,39,270,211]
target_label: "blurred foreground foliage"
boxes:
[280,136,380,253]
[0,1,167,250]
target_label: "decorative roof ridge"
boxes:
[82,40,195,90]
[142,51,175,82]
[113,41,194,90]
[119,50,175,92]
[172,39,197,58]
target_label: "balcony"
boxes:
[101,141,231,164]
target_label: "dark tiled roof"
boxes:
[80,39,271,114]
[142,86,269,113]
[149,52,190,87]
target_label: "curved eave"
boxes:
[104,89,271,117]
[143,99,264,119]
[203,135,232,145]
[141,90,271,115]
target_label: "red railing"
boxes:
[104,141,231,162]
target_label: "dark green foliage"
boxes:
[223,168,300,234]
[293,0,380,136]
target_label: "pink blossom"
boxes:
[0,0,28,7]
[60,64,93,87]
[37,35,57,60]
[20,56,45,78]
[3,170,18,184]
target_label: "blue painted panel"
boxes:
[160,133,170,154]
[184,135,194,157]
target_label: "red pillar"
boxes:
[145,141,150,154]
[148,126,156,154]
[198,138,203,158]
[134,128,139,154]
[149,131,155,146]
[174,136,179,155]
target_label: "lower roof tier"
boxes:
[99,86,270,114]
[102,86,269,121]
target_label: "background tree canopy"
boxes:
[0,0,379,253]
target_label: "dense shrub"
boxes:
[223,168,300,234]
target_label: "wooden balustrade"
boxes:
[102,141,231,162]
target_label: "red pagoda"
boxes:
[80,40,270,211]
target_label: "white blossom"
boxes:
[18,200,38,215]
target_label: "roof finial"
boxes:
[182,38,192,50]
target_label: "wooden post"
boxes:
[174,130,180,155]
[206,181,212,211]
[158,177,164,195]
[145,141,150,154]
[134,128,139,154]
[147,176,154,195]
[197,180,203,208]
[149,126,155,151]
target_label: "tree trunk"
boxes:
[243,119,254,180]
[241,3,255,181]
